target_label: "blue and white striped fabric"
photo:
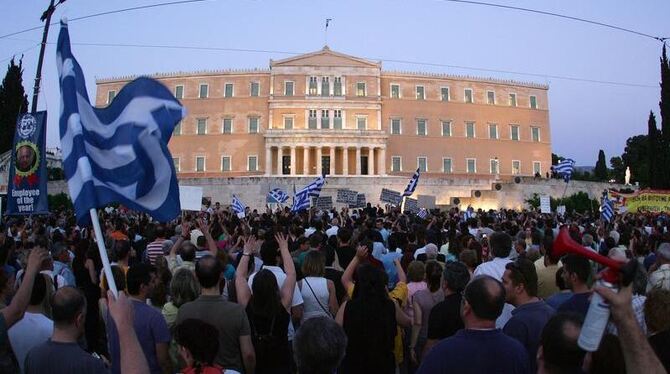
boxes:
[268,188,289,204]
[464,207,475,220]
[417,208,428,219]
[601,197,615,223]
[553,159,575,183]
[232,195,246,216]
[403,168,421,197]
[57,21,184,225]
[291,176,325,212]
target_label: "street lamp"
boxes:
[31,0,67,113]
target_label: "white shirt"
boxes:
[413,246,427,259]
[473,257,514,328]
[304,227,317,238]
[9,312,53,372]
[325,225,339,238]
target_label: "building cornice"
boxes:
[382,70,548,90]
[96,68,271,84]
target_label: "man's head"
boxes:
[331,218,339,227]
[51,242,70,263]
[503,258,539,306]
[260,239,280,266]
[490,232,513,259]
[561,254,591,291]
[296,237,310,252]
[51,287,87,338]
[16,145,36,172]
[537,313,585,374]
[114,240,131,262]
[180,241,196,262]
[195,256,222,289]
[514,239,527,255]
[442,261,470,294]
[337,228,352,246]
[309,233,324,250]
[293,316,347,374]
[461,275,506,326]
[126,263,158,297]
[656,243,670,265]
[644,288,670,334]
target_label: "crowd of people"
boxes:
[0,202,669,373]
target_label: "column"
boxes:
[355,147,361,175]
[343,146,349,176]
[276,147,282,175]
[265,146,272,176]
[290,146,296,176]
[316,147,323,176]
[329,146,336,175]
[303,146,310,175]
[379,147,386,176]
[368,147,376,175]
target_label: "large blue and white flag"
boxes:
[402,168,421,197]
[291,176,325,212]
[57,21,185,225]
[232,195,246,217]
[601,197,615,223]
[268,188,289,204]
[553,159,575,183]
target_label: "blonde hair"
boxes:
[407,261,426,283]
[301,250,325,277]
[170,269,200,308]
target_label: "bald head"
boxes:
[195,256,222,289]
[51,286,86,327]
[464,275,506,321]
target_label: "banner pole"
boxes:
[89,208,118,298]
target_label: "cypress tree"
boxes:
[594,149,608,181]
[0,57,28,154]
[659,44,670,187]
[648,112,660,188]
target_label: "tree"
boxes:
[551,153,563,165]
[659,44,670,188]
[621,135,650,187]
[610,156,625,184]
[648,112,661,188]
[594,149,608,181]
[0,57,28,154]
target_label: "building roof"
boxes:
[270,46,380,68]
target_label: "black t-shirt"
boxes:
[649,329,670,372]
[246,305,290,372]
[342,298,396,374]
[336,246,356,269]
[325,267,345,304]
[24,340,108,374]
[427,293,464,340]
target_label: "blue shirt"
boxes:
[52,261,76,287]
[503,301,555,373]
[546,291,573,310]
[417,329,530,374]
[557,292,592,317]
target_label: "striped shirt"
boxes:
[146,238,167,265]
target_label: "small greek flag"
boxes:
[464,206,475,220]
[232,195,246,217]
[417,209,428,219]
[553,159,575,183]
[292,176,325,212]
[601,197,615,223]
[268,188,289,204]
[403,168,421,197]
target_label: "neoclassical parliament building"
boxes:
[95,47,551,189]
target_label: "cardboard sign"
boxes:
[557,205,566,216]
[179,186,203,211]
[315,196,333,210]
[350,193,366,209]
[336,189,358,204]
[417,195,436,209]
[404,197,419,213]
[380,188,402,205]
[540,196,551,214]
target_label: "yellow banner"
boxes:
[609,189,670,213]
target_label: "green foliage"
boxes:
[621,135,650,187]
[610,156,625,184]
[48,193,72,211]
[525,192,600,214]
[0,58,28,154]
[594,150,608,181]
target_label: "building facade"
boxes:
[95,47,551,182]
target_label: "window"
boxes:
[490,159,500,174]
[107,90,116,104]
[417,119,427,136]
[488,124,498,139]
[416,86,425,100]
[464,88,473,103]
[443,158,452,173]
[199,84,208,99]
[392,156,402,172]
[334,77,342,96]
[487,91,495,105]
[530,95,537,109]
[248,117,259,133]
[510,125,520,141]
[250,82,260,97]
[441,87,450,102]
[284,116,293,130]
[196,118,207,135]
[221,156,231,172]
[357,116,367,130]
[173,121,181,136]
[221,118,232,134]
[321,110,330,129]
[174,85,184,100]
[308,110,317,129]
[224,83,234,98]
[284,81,294,96]
[466,122,475,138]
[309,77,318,95]
[391,119,401,135]
[509,93,517,107]
[248,156,258,172]
[417,157,427,172]
[466,158,476,173]
[196,156,205,172]
[173,157,180,172]
[356,82,366,97]
[512,160,521,175]
[441,121,452,137]
[533,161,541,175]
[391,84,400,99]
[531,127,540,142]
[334,110,342,129]
[321,77,330,96]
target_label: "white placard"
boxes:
[418,195,436,209]
[557,205,566,216]
[179,186,203,211]
[540,196,551,214]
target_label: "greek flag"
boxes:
[232,195,246,216]
[57,21,184,225]
[417,208,429,219]
[601,197,615,223]
[403,168,421,197]
[553,159,575,183]
[292,176,325,212]
[464,206,475,220]
[268,188,289,204]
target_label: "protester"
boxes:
[298,250,338,322]
[174,319,223,374]
[647,243,670,292]
[536,313,586,374]
[557,254,593,317]
[644,288,670,371]
[293,316,347,374]
[410,260,444,369]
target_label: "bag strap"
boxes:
[303,277,333,318]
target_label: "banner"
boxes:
[540,196,551,214]
[336,189,358,204]
[313,196,333,210]
[609,189,670,213]
[380,188,402,205]
[404,197,419,214]
[6,112,49,215]
[350,193,366,209]
[179,186,203,211]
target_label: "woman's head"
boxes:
[425,260,443,292]
[175,319,219,369]
[170,269,200,308]
[250,269,281,316]
[302,250,326,277]
[407,261,425,283]
[352,263,387,301]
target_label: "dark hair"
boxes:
[540,313,585,373]
[562,254,591,284]
[352,263,388,302]
[195,256,222,289]
[489,232,512,258]
[155,225,166,239]
[443,261,470,293]
[180,242,196,262]
[250,269,281,318]
[29,273,47,306]
[175,319,219,371]
[114,240,131,260]
[505,258,539,297]
[293,316,347,374]
[425,261,443,293]
[555,267,568,290]
[309,233,324,249]
[337,228,352,244]
[463,275,505,321]
[126,263,156,295]
[51,287,86,326]
[260,239,280,266]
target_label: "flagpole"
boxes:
[89,208,118,298]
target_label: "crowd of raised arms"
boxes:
[0,203,669,374]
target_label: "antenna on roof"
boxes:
[325,18,333,48]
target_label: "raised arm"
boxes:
[196,219,218,256]
[410,302,423,365]
[235,236,255,307]
[395,257,407,284]
[341,245,367,292]
[276,233,296,310]
[3,248,47,327]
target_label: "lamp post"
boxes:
[31,0,66,113]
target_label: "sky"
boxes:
[1,0,669,167]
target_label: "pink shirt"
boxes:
[405,281,427,319]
